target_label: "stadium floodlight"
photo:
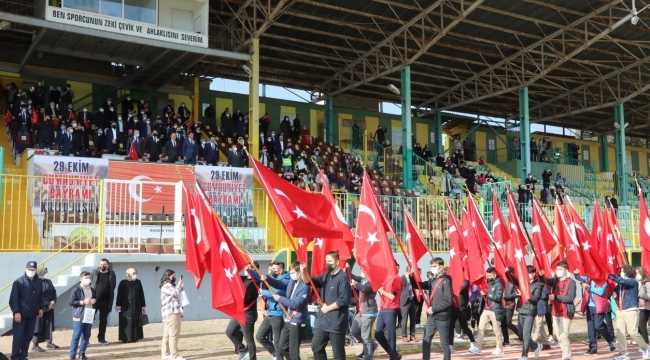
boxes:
[613,122,629,130]
[242,65,252,75]
[387,84,400,95]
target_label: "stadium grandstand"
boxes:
[0,0,649,336]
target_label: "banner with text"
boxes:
[44,6,208,48]
[194,165,255,218]
[31,155,108,214]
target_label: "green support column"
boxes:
[433,111,443,156]
[401,66,413,190]
[325,96,335,144]
[599,135,609,172]
[615,103,628,206]
[519,87,531,181]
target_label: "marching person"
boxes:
[256,262,288,360]
[574,269,617,355]
[159,269,185,360]
[303,251,352,360]
[227,262,262,360]
[513,265,544,360]
[69,271,97,360]
[375,262,402,360]
[254,261,311,360]
[420,257,452,360]
[471,267,504,355]
[10,261,44,360]
[530,285,552,351]
[638,267,650,344]
[115,268,146,343]
[447,268,478,353]
[350,267,379,360]
[32,266,58,353]
[399,266,417,343]
[610,264,650,360]
[502,269,522,346]
[541,261,576,360]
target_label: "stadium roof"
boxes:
[2,0,650,136]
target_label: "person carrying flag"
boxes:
[471,267,504,355]
[573,270,617,355]
[420,257,452,360]
[540,261,576,360]
[508,265,544,360]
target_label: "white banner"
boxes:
[45,6,208,48]
[193,165,255,218]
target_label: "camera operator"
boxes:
[541,168,552,190]
[525,173,537,203]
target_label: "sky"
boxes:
[209,78,569,136]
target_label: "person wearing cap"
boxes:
[9,261,44,360]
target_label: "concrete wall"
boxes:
[0,252,450,329]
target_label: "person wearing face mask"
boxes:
[177,102,189,121]
[32,266,58,352]
[540,261,576,360]
[126,130,144,160]
[310,149,323,177]
[93,106,109,131]
[225,261,262,360]
[105,122,121,154]
[145,130,162,162]
[10,261,44,360]
[415,257,452,360]
[115,268,146,343]
[637,268,650,346]
[69,271,97,360]
[348,266,379,360]
[203,136,218,166]
[255,262,288,360]
[35,79,45,108]
[57,126,75,156]
[159,269,185,360]
[506,265,544,360]
[572,268,616,355]
[609,265,650,360]
[470,267,504,355]
[302,251,352,360]
[228,145,243,168]
[93,128,107,157]
[90,258,116,345]
[252,261,310,360]
[121,94,134,118]
[446,266,478,353]
[77,106,91,121]
[36,115,55,150]
[182,132,199,165]
[373,261,402,360]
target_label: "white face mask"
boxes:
[431,267,439,275]
[528,273,535,280]
[555,269,565,278]
[621,272,627,279]
[290,273,300,281]
[359,272,364,278]
[42,273,49,279]
[636,274,643,281]
[131,274,137,281]
[81,278,91,286]
[26,270,36,278]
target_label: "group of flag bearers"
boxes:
[181,148,650,360]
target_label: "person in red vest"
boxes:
[374,261,402,360]
[420,258,453,360]
[540,261,576,360]
[574,270,617,355]
[471,267,504,356]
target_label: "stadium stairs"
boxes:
[2,121,40,250]
[0,254,97,336]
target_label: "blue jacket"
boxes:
[537,287,549,315]
[609,274,640,311]
[182,139,199,160]
[262,275,311,324]
[9,274,44,318]
[68,285,97,319]
[255,270,289,317]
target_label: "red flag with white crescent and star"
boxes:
[445,200,467,298]
[531,201,554,276]
[250,155,343,239]
[210,207,250,324]
[354,172,398,292]
[296,238,311,264]
[506,234,531,304]
[466,193,492,263]
[404,209,429,284]
[638,187,650,271]
[506,189,529,250]
[606,202,627,255]
[565,197,607,283]
[554,199,584,272]
[491,194,510,281]
[591,202,603,253]
[461,206,487,292]
[602,207,622,274]
[184,187,206,288]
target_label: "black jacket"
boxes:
[90,269,116,311]
[36,120,54,145]
[519,280,544,316]
[399,274,417,306]
[458,279,470,309]
[484,276,504,319]
[421,274,452,321]
[503,280,518,308]
[9,274,44,318]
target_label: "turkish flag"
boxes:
[129,141,139,161]
[491,194,510,281]
[591,202,603,253]
[602,208,623,274]
[606,203,627,255]
[354,173,398,292]
[566,198,607,283]
[467,194,492,262]
[507,237,531,304]
[321,176,354,247]
[506,189,529,250]
[250,156,343,239]
[531,201,554,276]
[554,199,584,272]
[296,238,311,264]
[404,209,429,283]
[211,209,250,324]
[461,206,487,292]
[639,189,650,271]
[107,162,190,213]
[184,187,206,288]
[446,200,468,298]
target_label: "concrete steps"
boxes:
[0,254,97,336]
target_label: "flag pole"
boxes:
[395,207,430,306]
[240,143,325,305]
[190,169,293,319]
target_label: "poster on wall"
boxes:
[488,139,495,150]
[194,165,255,218]
[583,150,589,160]
[30,156,108,214]
[392,125,403,146]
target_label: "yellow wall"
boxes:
[476,131,486,162]
[640,152,649,176]
[415,123,428,146]
[260,103,266,117]
[339,113,353,144]
[169,94,192,114]
[608,147,616,172]
[69,81,93,111]
[310,109,318,138]
[365,116,379,137]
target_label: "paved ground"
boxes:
[0,316,647,359]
